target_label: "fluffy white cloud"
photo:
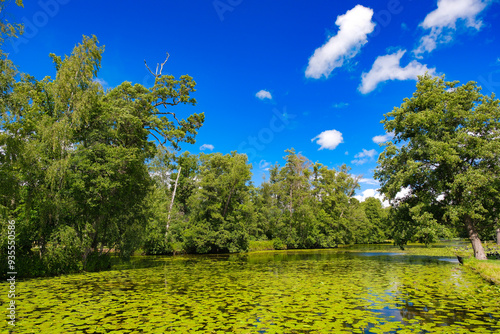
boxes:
[256,90,272,100]
[414,0,489,56]
[354,187,412,207]
[200,144,214,151]
[311,129,343,150]
[305,5,375,79]
[372,132,394,144]
[351,148,378,165]
[354,189,389,207]
[359,50,435,94]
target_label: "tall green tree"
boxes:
[1,34,204,276]
[183,152,253,253]
[375,74,500,259]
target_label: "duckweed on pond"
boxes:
[3,247,500,333]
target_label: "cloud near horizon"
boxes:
[305,5,375,79]
[256,90,272,100]
[359,50,435,94]
[413,0,489,57]
[311,129,344,150]
[354,189,388,207]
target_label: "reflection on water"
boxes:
[3,242,500,333]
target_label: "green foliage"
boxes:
[248,239,275,252]
[0,34,204,277]
[183,152,253,253]
[272,238,287,250]
[0,0,23,47]
[376,74,500,257]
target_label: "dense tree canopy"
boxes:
[0,34,204,275]
[375,74,500,259]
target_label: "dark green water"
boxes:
[3,245,500,333]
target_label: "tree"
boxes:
[183,152,253,253]
[0,0,23,47]
[361,197,389,243]
[375,74,500,259]
[1,34,204,276]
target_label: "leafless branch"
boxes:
[144,52,170,78]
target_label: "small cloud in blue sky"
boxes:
[311,129,343,150]
[305,5,375,79]
[351,148,377,165]
[359,50,435,94]
[359,178,379,185]
[413,0,489,57]
[332,102,349,108]
[372,132,394,144]
[200,144,214,151]
[259,160,271,171]
[256,90,272,100]
[93,78,109,88]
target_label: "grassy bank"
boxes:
[464,258,500,285]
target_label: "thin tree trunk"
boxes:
[496,227,500,246]
[166,166,181,237]
[223,182,236,219]
[465,214,487,260]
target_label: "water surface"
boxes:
[3,245,500,333]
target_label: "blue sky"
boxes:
[3,0,500,201]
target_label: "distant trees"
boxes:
[141,148,391,256]
[376,74,500,259]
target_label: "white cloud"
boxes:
[200,144,214,151]
[359,50,435,94]
[355,149,377,159]
[256,90,272,100]
[372,132,394,144]
[93,78,108,88]
[259,160,271,171]
[351,148,378,165]
[354,189,389,207]
[311,129,343,150]
[359,178,379,186]
[414,0,489,57]
[305,5,375,79]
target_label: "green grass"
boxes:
[248,240,275,252]
[463,258,500,285]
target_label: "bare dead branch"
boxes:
[144,52,170,78]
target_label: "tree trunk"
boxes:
[464,214,487,260]
[223,183,236,219]
[166,166,181,238]
[496,227,500,246]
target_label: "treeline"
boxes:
[0,35,389,278]
[144,149,391,256]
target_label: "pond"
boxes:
[3,244,500,333]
